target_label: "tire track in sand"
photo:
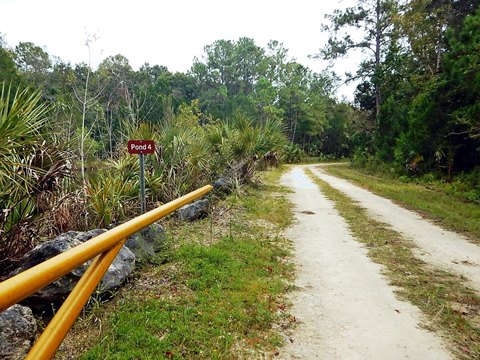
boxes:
[279,166,451,359]
[310,165,480,292]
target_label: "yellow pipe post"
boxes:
[25,240,126,360]
[0,184,212,311]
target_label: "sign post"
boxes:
[139,153,146,212]
[127,140,155,213]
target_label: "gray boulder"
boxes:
[0,305,37,360]
[213,177,232,194]
[125,223,167,264]
[177,199,209,221]
[97,246,135,293]
[10,229,135,310]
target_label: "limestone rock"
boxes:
[10,229,135,310]
[177,199,209,221]
[213,177,233,194]
[0,305,37,360]
[125,223,167,264]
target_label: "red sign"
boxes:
[128,140,155,154]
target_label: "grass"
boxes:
[323,165,480,243]
[306,168,480,359]
[55,168,294,359]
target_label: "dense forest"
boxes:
[1,0,479,266]
[321,0,480,177]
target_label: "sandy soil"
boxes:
[310,165,480,292]
[278,166,451,359]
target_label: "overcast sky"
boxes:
[0,0,360,99]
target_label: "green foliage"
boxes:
[0,85,69,260]
[321,0,399,119]
[110,155,139,182]
[14,42,51,75]
[191,37,344,154]
[352,147,375,168]
[324,0,480,176]
[72,128,102,162]
[281,143,304,163]
[150,103,210,201]
[192,38,267,119]
[387,7,480,176]
[86,170,138,228]
[203,114,287,182]
[0,38,20,87]
[443,168,480,203]
[443,8,480,142]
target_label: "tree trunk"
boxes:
[80,65,90,186]
[291,109,298,142]
[436,24,443,72]
[374,0,382,119]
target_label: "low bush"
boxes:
[0,85,70,266]
[1,92,288,263]
[281,143,303,163]
[85,171,138,228]
[444,167,480,203]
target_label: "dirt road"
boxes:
[279,165,452,359]
[310,165,480,292]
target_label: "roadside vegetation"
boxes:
[323,164,480,243]
[0,34,346,273]
[0,84,289,275]
[306,169,480,359]
[55,169,294,359]
[2,0,480,269]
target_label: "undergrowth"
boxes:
[56,169,294,359]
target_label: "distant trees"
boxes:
[14,42,52,85]
[406,6,480,173]
[191,37,356,156]
[321,0,480,174]
[0,35,20,87]
[0,35,359,195]
[191,38,271,119]
[0,33,364,164]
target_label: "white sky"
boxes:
[0,0,360,100]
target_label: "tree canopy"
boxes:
[1,0,480,176]
[320,0,480,174]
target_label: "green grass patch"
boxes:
[306,168,480,359]
[57,170,294,359]
[323,165,480,243]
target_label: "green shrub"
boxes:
[444,168,480,203]
[86,171,138,228]
[0,85,70,261]
[281,143,303,163]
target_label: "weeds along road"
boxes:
[279,165,452,359]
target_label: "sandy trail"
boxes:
[309,165,480,291]
[279,166,451,359]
